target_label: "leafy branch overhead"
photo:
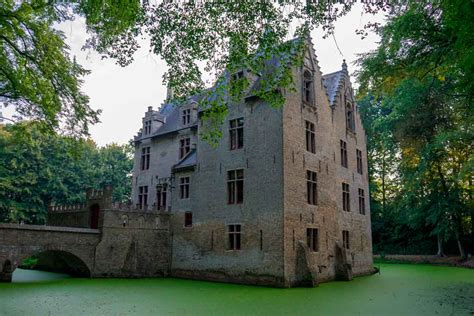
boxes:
[78,0,387,137]
[0,0,100,136]
[2,1,389,136]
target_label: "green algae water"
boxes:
[0,264,473,316]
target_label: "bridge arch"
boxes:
[22,250,92,277]
[1,249,92,283]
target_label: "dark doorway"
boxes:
[2,260,12,273]
[90,204,100,229]
[1,260,13,282]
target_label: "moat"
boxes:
[0,263,473,315]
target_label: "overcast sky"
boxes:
[5,4,385,146]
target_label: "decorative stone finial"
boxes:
[342,59,348,72]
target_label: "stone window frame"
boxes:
[342,230,350,249]
[345,101,356,133]
[358,188,366,215]
[229,118,244,150]
[342,182,350,212]
[182,108,191,126]
[227,169,244,204]
[179,176,190,199]
[356,149,363,174]
[140,146,150,171]
[138,185,148,210]
[307,228,319,252]
[144,120,152,135]
[184,211,193,227]
[228,224,242,250]
[305,121,316,153]
[179,137,191,159]
[340,140,348,168]
[302,69,314,105]
[306,170,318,205]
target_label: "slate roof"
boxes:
[151,101,198,138]
[246,39,302,99]
[172,149,197,171]
[322,70,345,106]
[146,38,346,140]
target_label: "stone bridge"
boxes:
[0,186,171,283]
[0,223,100,282]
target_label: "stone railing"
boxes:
[49,204,86,213]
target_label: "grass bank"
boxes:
[374,254,474,269]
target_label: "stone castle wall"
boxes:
[169,98,287,286]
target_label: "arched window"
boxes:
[346,101,355,132]
[303,70,314,104]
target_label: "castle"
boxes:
[129,37,374,286]
[2,37,374,286]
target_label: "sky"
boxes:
[4,4,385,146]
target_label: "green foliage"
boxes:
[0,0,100,136]
[357,0,474,256]
[19,256,38,269]
[77,1,387,142]
[0,121,133,224]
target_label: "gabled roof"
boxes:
[172,149,197,172]
[246,38,304,99]
[139,38,348,142]
[151,102,198,138]
[322,70,345,106]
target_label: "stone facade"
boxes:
[131,37,374,287]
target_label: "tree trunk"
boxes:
[381,150,386,213]
[470,176,473,242]
[456,235,466,260]
[436,234,445,257]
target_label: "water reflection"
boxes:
[12,268,70,283]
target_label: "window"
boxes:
[356,149,363,174]
[184,212,193,227]
[305,121,316,153]
[156,184,167,210]
[342,230,350,249]
[231,71,244,82]
[179,138,190,159]
[307,228,319,252]
[144,120,151,135]
[228,224,241,250]
[138,186,148,210]
[182,109,191,125]
[340,140,348,168]
[346,102,355,132]
[140,147,150,170]
[358,188,366,215]
[306,170,318,205]
[227,169,244,204]
[179,177,190,199]
[342,183,350,212]
[229,118,244,150]
[303,70,314,104]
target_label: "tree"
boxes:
[2,1,389,139]
[78,0,389,141]
[0,121,133,224]
[1,0,100,136]
[357,0,474,258]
